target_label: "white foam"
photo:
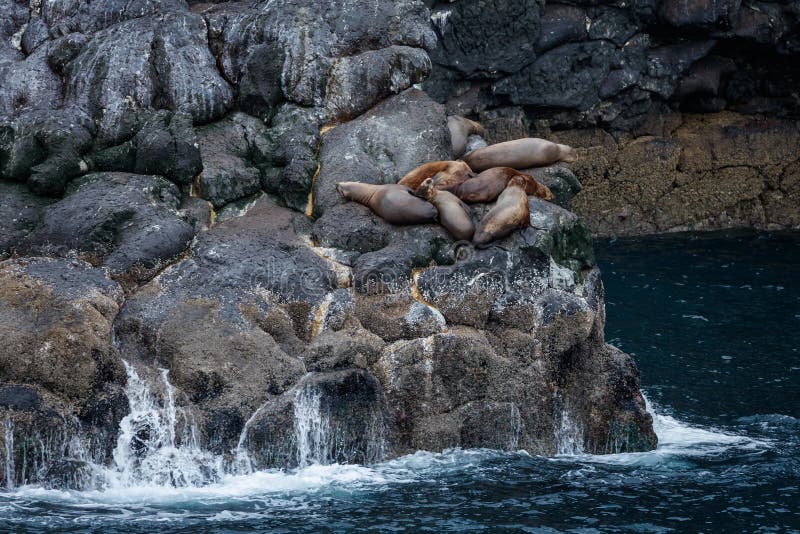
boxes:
[13,463,393,505]
[566,394,770,466]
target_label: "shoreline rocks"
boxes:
[0,0,666,489]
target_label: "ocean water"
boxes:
[1,230,798,532]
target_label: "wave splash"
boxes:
[3,382,776,507]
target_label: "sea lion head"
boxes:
[336,181,362,201]
[414,177,437,200]
[558,144,578,163]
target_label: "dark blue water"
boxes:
[1,231,798,532]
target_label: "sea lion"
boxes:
[522,173,555,202]
[464,138,577,172]
[336,182,438,225]
[414,178,475,241]
[473,175,531,247]
[430,169,472,193]
[398,160,473,190]
[451,167,554,204]
[448,115,485,158]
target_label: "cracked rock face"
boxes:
[0,0,658,488]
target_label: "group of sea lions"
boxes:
[336,116,577,247]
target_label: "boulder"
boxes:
[195,113,267,208]
[242,369,387,468]
[493,41,623,109]
[536,4,587,53]
[523,164,582,209]
[0,108,95,194]
[89,111,202,186]
[0,257,125,404]
[258,104,323,212]
[0,258,128,486]
[24,173,196,278]
[325,46,431,121]
[64,12,234,145]
[0,46,62,117]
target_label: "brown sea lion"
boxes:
[430,169,472,193]
[464,138,577,172]
[415,178,475,241]
[522,174,555,202]
[450,167,554,204]
[473,175,531,247]
[397,160,473,190]
[448,115,485,158]
[336,182,437,225]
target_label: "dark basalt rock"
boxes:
[243,369,387,468]
[0,46,62,117]
[0,108,95,193]
[205,0,435,118]
[0,257,128,487]
[64,11,234,146]
[494,41,623,109]
[24,173,195,276]
[89,110,202,186]
[113,198,338,451]
[258,104,323,212]
[429,0,542,77]
[41,0,189,34]
[47,33,89,74]
[0,181,51,258]
[536,4,587,53]
[524,164,583,209]
[660,0,741,29]
[195,113,267,208]
[325,45,432,121]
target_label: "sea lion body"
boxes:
[473,176,531,247]
[452,167,554,203]
[398,160,473,190]
[431,169,471,193]
[451,167,512,204]
[415,178,475,241]
[464,138,576,172]
[336,182,437,225]
[448,115,485,159]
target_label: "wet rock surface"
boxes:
[0,258,128,487]
[0,0,665,488]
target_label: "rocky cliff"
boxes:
[0,0,657,489]
[424,0,800,235]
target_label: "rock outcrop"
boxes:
[424,0,800,236]
[0,0,659,489]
